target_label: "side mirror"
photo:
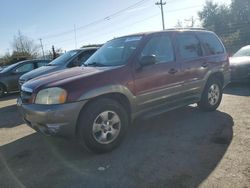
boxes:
[140,55,157,67]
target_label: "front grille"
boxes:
[20,90,33,104]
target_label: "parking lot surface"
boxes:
[0,84,249,188]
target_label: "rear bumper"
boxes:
[17,98,87,137]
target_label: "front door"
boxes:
[133,33,182,111]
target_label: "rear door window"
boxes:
[177,33,203,59]
[197,33,224,55]
[141,35,174,63]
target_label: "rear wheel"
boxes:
[0,84,6,98]
[77,98,129,153]
[198,78,222,111]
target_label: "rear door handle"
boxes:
[168,68,178,74]
[202,62,208,68]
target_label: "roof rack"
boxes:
[165,27,206,31]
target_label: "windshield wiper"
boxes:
[84,62,106,67]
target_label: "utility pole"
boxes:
[39,38,45,59]
[52,45,56,59]
[185,16,195,28]
[155,0,166,30]
[74,24,77,49]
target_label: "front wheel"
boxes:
[77,98,129,153]
[197,78,222,111]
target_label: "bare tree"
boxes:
[175,20,183,28]
[12,31,39,58]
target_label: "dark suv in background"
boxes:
[19,47,99,87]
[0,59,50,97]
[18,29,230,153]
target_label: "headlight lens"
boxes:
[35,87,67,104]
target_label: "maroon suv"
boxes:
[18,29,230,153]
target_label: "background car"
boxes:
[229,45,250,83]
[0,59,50,97]
[19,47,99,87]
[0,65,7,71]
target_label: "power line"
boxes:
[42,4,212,49]
[74,24,77,48]
[167,5,202,13]
[43,4,204,48]
[41,0,150,40]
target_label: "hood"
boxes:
[0,72,7,77]
[23,66,112,92]
[229,56,250,66]
[20,65,63,81]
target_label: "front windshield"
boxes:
[49,50,79,66]
[233,46,250,57]
[84,35,142,67]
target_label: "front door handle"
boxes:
[168,68,178,74]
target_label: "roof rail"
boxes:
[165,27,206,31]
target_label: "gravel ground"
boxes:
[0,83,249,188]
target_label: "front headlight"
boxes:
[35,87,67,105]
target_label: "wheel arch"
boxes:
[75,85,136,135]
[207,71,224,86]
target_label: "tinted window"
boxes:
[141,35,174,63]
[37,61,49,67]
[177,34,203,59]
[15,63,34,73]
[198,33,224,55]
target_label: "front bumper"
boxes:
[17,98,87,136]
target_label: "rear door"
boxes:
[133,33,182,110]
[175,32,208,97]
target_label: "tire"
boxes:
[0,83,6,98]
[77,98,129,153]
[197,77,222,111]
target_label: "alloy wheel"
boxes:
[92,111,121,144]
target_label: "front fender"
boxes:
[78,85,136,113]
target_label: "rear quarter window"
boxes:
[197,32,225,55]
